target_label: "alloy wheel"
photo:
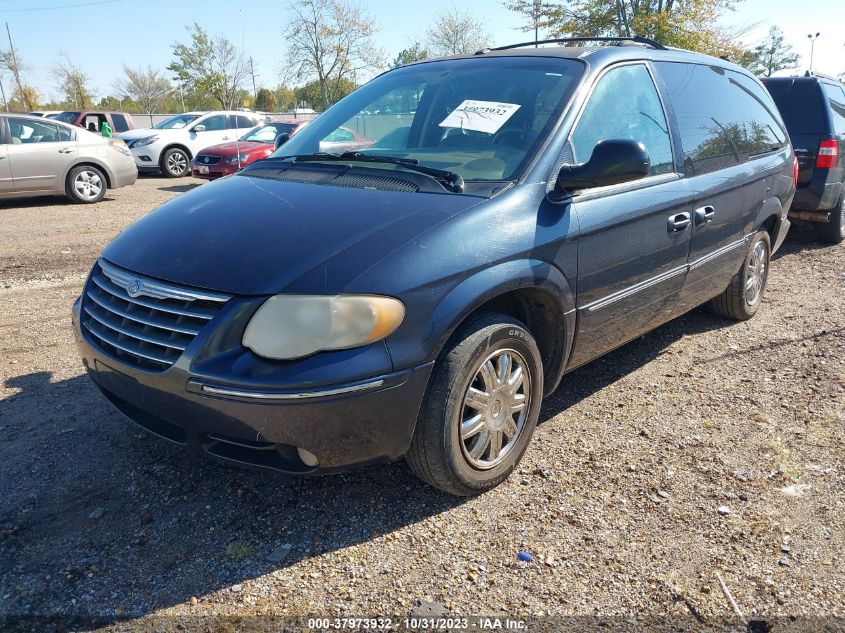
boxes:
[459,349,531,470]
[745,240,767,305]
[73,170,102,201]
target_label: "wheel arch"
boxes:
[160,143,193,163]
[427,259,576,397]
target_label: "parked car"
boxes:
[762,74,845,244]
[191,120,310,180]
[73,38,795,495]
[49,110,135,135]
[0,113,136,203]
[117,111,268,178]
[319,126,373,153]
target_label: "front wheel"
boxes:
[161,147,189,178]
[405,312,544,496]
[66,165,106,204]
[710,230,771,321]
[814,193,845,245]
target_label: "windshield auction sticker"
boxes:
[439,100,521,134]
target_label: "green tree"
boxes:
[1,44,37,111]
[8,85,38,112]
[292,77,356,110]
[506,0,752,59]
[168,23,249,110]
[286,0,383,109]
[749,26,799,77]
[392,41,429,67]
[425,8,491,56]
[275,85,296,111]
[503,0,545,44]
[255,87,275,111]
[116,65,172,116]
[53,51,93,109]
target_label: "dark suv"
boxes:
[763,74,845,244]
[73,38,795,495]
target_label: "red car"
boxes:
[191,120,309,180]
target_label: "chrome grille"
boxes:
[198,155,221,165]
[81,260,230,371]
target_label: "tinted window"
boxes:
[242,123,296,143]
[52,111,80,124]
[153,113,200,129]
[570,64,673,176]
[763,79,826,135]
[822,83,845,135]
[656,62,787,176]
[112,114,129,132]
[199,114,228,131]
[235,115,257,129]
[7,118,65,143]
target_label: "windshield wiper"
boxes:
[280,152,465,193]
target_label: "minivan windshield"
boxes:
[273,56,584,182]
[153,113,201,130]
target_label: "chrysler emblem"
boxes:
[127,279,143,297]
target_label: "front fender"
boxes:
[386,259,576,395]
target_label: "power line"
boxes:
[0,0,122,12]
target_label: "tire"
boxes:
[813,192,845,245]
[161,147,189,178]
[405,312,544,496]
[66,165,107,204]
[710,230,771,321]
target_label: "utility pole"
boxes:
[5,22,29,111]
[249,57,257,100]
[533,0,541,48]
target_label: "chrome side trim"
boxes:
[199,379,386,401]
[583,265,688,313]
[688,235,750,271]
[98,259,231,303]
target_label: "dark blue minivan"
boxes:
[73,38,796,495]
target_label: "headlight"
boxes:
[109,139,131,156]
[227,153,251,164]
[131,136,157,148]
[242,295,405,360]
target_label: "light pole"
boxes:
[807,32,820,73]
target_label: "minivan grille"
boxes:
[81,260,231,371]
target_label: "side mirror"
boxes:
[274,132,290,150]
[555,139,650,195]
[193,124,206,133]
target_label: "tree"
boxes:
[749,26,799,77]
[285,0,383,109]
[293,77,356,110]
[168,23,249,110]
[425,8,491,56]
[255,87,276,111]
[392,41,429,67]
[509,0,752,60]
[1,45,36,111]
[53,52,93,109]
[7,85,38,112]
[503,0,545,44]
[116,65,172,116]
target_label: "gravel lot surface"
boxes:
[1,176,844,632]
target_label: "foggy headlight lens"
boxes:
[242,295,405,360]
[132,136,157,148]
[227,153,250,164]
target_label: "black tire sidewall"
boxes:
[162,148,188,177]
[66,165,106,204]
[439,320,543,493]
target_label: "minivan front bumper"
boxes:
[72,297,432,474]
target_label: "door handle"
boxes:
[58,147,73,154]
[668,211,691,232]
[694,205,716,225]
[222,136,230,140]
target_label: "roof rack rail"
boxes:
[478,36,666,54]
[804,70,840,82]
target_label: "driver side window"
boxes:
[570,64,674,176]
[199,115,227,131]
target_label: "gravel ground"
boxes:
[1,176,844,632]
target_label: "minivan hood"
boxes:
[101,173,485,295]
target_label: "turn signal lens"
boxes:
[816,139,838,169]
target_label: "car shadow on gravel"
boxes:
[157,182,202,194]
[774,221,831,258]
[0,196,115,210]
[0,370,463,623]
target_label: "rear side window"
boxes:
[655,62,787,176]
[112,114,129,132]
[821,83,845,135]
[570,64,674,176]
[761,79,826,135]
[235,115,257,129]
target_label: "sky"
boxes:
[0,0,842,104]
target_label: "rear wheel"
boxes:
[161,147,189,178]
[405,312,543,496]
[66,165,106,204]
[813,192,845,245]
[710,230,771,321]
